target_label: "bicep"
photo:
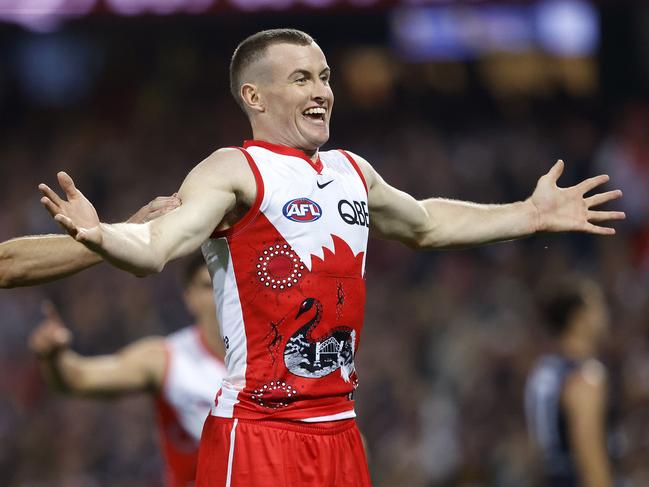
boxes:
[563,369,611,484]
[369,179,431,245]
[147,150,242,263]
[356,157,430,246]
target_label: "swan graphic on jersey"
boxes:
[284,298,356,381]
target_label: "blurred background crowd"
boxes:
[1,1,649,486]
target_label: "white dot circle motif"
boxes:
[257,244,303,290]
[252,381,298,409]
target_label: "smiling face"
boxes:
[241,42,334,153]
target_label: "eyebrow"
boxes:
[288,67,331,79]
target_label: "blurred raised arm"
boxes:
[29,303,166,396]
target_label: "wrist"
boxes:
[35,346,68,362]
[524,198,543,233]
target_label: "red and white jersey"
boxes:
[154,326,226,487]
[202,140,369,422]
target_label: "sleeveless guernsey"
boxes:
[202,140,369,422]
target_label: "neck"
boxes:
[558,334,596,360]
[197,319,225,360]
[250,127,319,162]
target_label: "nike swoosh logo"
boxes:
[317,180,334,189]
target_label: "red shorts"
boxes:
[196,416,371,486]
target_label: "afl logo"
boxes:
[283,198,322,222]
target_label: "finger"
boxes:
[585,190,623,208]
[147,202,179,219]
[142,210,165,222]
[149,196,181,211]
[38,183,64,207]
[41,300,63,323]
[546,160,564,183]
[74,226,102,246]
[577,174,610,194]
[40,196,61,218]
[587,210,626,222]
[584,223,616,236]
[54,214,79,237]
[57,172,79,199]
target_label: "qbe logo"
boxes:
[338,199,369,227]
[283,198,323,222]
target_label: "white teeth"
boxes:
[303,107,326,115]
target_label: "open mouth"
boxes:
[302,107,327,124]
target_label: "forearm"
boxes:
[417,198,539,249]
[90,222,168,277]
[39,351,148,397]
[0,235,101,288]
[89,195,224,276]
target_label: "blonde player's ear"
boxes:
[241,83,265,113]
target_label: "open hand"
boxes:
[39,172,103,247]
[529,160,626,235]
[126,194,181,224]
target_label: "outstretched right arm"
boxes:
[40,148,249,276]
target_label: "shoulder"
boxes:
[563,359,607,406]
[188,148,250,183]
[164,326,196,348]
[181,147,257,202]
[338,150,372,171]
[335,150,377,188]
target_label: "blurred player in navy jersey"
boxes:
[526,277,614,487]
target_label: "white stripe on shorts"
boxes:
[225,419,239,487]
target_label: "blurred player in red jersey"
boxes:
[1,197,227,485]
[526,277,615,487]
[36,29,624,486]
[29,255,225,487]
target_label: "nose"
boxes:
[312,80,330,104]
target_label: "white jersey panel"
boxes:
[161,326,226,441]
[247,146,368,273]
[202,239,248,418]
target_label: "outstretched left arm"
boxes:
[0,194,180,288]
[351,153,625,249]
